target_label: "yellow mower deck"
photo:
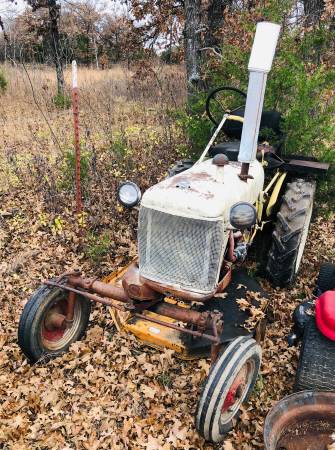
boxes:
[103,262,196,359]
[103,262,268,359]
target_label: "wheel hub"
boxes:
[42,302,67,342]
[222,365,248,413]
[41,296,81,349]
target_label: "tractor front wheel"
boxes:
[195,336,261,443]
[18,284,91,363]
[266,179,315,287]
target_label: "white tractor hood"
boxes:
[141,158,264,220]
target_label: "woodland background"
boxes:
[0,0,334,449]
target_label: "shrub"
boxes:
[53,93,72,109]
[212,9,335,207]
[0,70,7,92]
[175,92,213,156]
[180,1,335,206]
[60,147,91,193]
[85,231,111,261]
[112,133,128,158]
[209,27,335,154]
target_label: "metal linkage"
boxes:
[43,280,223,344]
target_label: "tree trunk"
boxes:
[93,35,99,69]
[205,0,231,48]
[303,0,325,24]
[183,0,203,96]
[48,0,65,95]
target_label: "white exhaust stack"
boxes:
[238,22,281,180]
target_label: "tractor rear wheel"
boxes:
[266,179,315,287]
[195,336,261,443]
[317,262,335,293]
[295,318,335,391]
[18,284,91,363]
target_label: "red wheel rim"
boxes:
[222,365,248,412]
[42,298,67,342]
[41,294,81,351]
[220,359,255,424]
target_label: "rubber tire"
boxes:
[195,336,261,443]
[317,262,335,293]
[266,179,315,287]
[167,159,194,177]
[18,284,91,363]
[294,318,335,391]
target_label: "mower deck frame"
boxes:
[44,263,268,360]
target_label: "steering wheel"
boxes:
[205,86,247,127]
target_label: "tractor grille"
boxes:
[138,207,224,293]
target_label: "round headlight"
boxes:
[230,202,256,230]
[117,182,141,207]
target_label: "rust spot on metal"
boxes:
[264,392,335,450]
[188,188,214,199]
[239,162,254,182]
[122,262,162,301]
[66,291,76,324]
[141,276,217,302]
[166,171,214,188]
[212,154,229,166]
[168,172,216,198]
[44,311,66,331]
[152,302,217,330]
[217,266,232,292]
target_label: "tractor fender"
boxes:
[266,172,287,217]
[315,291,335,341]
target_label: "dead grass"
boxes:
[0,62,186,192]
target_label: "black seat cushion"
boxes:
[222,107,282,140]
[209,142,240,161]
[209,141,284,170]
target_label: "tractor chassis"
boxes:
[42,263,267,363]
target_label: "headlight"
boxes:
[117,182,141,207]
[230,202,256,230]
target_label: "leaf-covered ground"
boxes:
[1,184,334,449]
[1,64,335,449]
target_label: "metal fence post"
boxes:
[72,60,82,215]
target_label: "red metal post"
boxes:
[72,61,82,215]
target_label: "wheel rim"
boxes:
[295,202,313,273]
[220,359,255,425]
[41,293,82,351]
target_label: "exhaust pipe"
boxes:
[238,22,281,180]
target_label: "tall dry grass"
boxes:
[0,62,187,195]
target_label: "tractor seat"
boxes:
[222,107,282,140]
[209,141,240,161]
[209,141,283,170]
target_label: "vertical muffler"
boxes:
[238,22,281,180]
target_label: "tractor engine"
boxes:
[138,158,264,298]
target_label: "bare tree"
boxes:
[47,0,65,94]
[205,0,232,49]
[15,0,65,95]
[303,0,325,24]
[183,0,202,93]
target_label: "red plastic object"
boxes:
[315,291,335,341]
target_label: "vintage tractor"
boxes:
[288,262,335,392]
[18,22,329,443]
